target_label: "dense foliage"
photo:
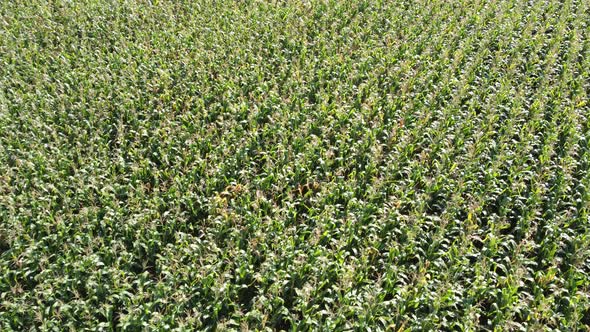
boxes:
[1,0,590,330]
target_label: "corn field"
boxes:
[1,0,590,330]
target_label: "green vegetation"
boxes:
[1,0,590,330]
